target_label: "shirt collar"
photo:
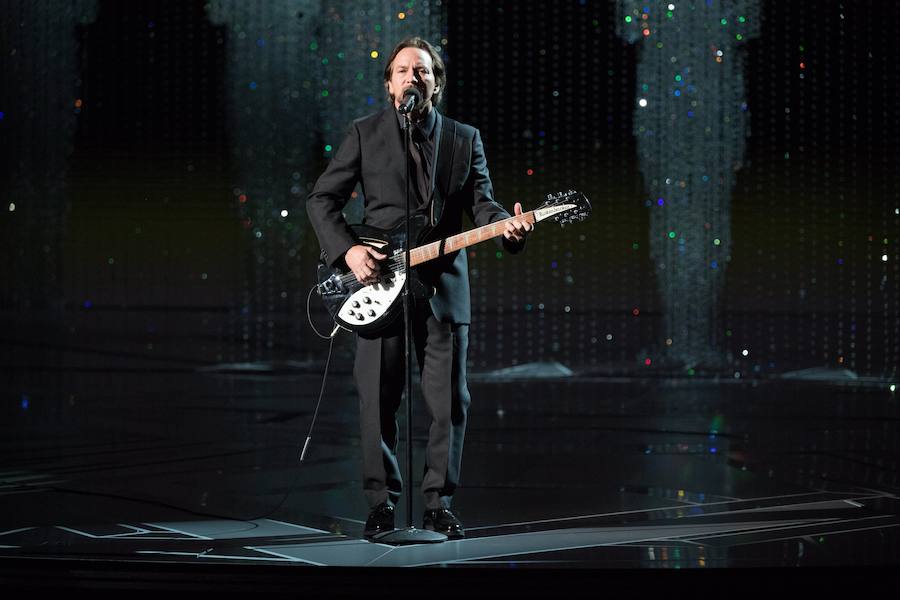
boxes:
[395,105,437,138]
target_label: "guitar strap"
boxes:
[431,115,457,227]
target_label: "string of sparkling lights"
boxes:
[617,0,761,370]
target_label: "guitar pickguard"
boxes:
[334,271,406,331]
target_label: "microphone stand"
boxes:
[372,105,446,545]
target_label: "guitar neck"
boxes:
[410,211,537,267]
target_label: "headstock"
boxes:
[532,190,592,226]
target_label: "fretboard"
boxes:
[409,212,537,267]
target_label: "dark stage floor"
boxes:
[2,328,899,593]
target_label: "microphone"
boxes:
[398,87,422,115]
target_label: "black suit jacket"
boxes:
[306,107,520,324]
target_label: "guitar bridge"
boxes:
[318,273,345,296]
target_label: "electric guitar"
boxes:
[316,190,591,335]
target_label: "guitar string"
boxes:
[331,218,519,287]
[326,204,583,288]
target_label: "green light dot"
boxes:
[736,34,743,41]
[375,24,382,32]
[495,251,503,259]
[625,16,633,23]
[725,329,733,337]
[720,18,727,25]
[714,238,721,246]
[321,58,329,65]
[309,41,318,51]
[667,11,673,18]
[739,16,746,23]
[324,144,332,152]
[632,242,640,250]
[356,72,364,81]
[675,74,682,82]
[687,368,695,376]
[337,52,345,59]
[668,231,676,239]
[656,42,664,49]
[321,90,329,97]
[642,83,649,91]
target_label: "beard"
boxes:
[391,84,434,112]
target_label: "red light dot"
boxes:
[642,29,651,36]
[74,98,83,108]
[632,308,640,316]
[238,194,247,203]
[799,62,805,69]
[351,191,358,198]
[526,169,534,176]
[644,358,652,366]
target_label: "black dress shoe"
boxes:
[423,508,465,539]
[364,502,395,539]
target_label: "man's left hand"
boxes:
[503,202,534,243]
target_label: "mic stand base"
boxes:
[371,527,447,545]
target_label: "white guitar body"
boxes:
[334,271,406,331]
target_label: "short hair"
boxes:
[383,37,446,108]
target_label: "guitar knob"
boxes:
[363,297,372,304]
[348,310,355,316]
[356,313,364,321]
[367,310,376,317]
[352,301,360,308]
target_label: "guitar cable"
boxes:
[296,285,343,465]
[306,285,343,340]
[300,286,341,462]
[221,287,342,522]
[191,287,341,521]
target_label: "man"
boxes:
[306,37,532,540]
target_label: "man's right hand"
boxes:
[345,244,388,285]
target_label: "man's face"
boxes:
[387,47,439,112]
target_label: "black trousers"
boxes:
[353,301,471,511]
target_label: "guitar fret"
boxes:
[408,207,548,267]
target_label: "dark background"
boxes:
[2,0,898,381]
[0,2,898,575]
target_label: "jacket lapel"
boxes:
[377,109,406,199]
